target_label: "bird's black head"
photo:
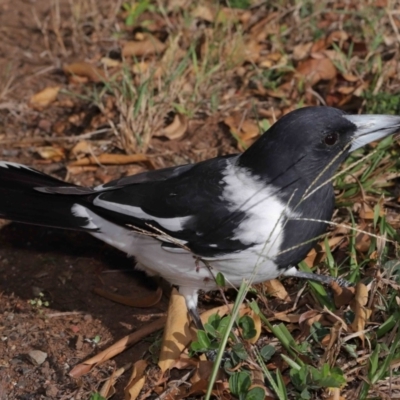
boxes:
[238,106,400,269]
[239,106,400,199]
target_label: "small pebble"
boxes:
[28,350,47,366]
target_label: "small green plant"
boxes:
[190,296,262,400]
[89,393,106,400]
[122,1,154,27]
[229,371,265,400]
[28,292,49,309]
[190,312,256,356]
[85,335,101,346]
[363,90,400,115]
[287,360,346,400]
[228,0,251,9]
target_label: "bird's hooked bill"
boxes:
[343,114,400,152]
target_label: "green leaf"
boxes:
[376,314,398,338]
[368,344,380,381]
[260,345,276,362]
[229,371,251,396]
[281,354,301,371]
[191,341,205,352]
[245,387,265,400]
[229,0,251,9]
[93,335,101,344]
[208,312,222,328]
[90,393,107,400]
[238,315,257,340]
[300,388,311,399]
[218,316,232,337]
[204,322,219,339]
[373,202,381,229]
[216,272,226,287]
[232,342,248,361]
[197,330,212,350]
[343,344,358,358]
[249,300,261,314]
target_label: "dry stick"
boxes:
[69,316,167,378]
[155,370,194,400]
[93,286,163,308]
[0,128,111,145]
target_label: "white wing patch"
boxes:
[93,196,192,232]
[71,204,99,230]
[0,162,36,171]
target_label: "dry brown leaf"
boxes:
[321,321,344,368]
[200,303,245,324]
[158,288,191,373]
[350,283,371,345]
[337,86,355,95]
[122,35,166,58]
[326,388,345,400]
[263,279,290,301]
[125,360,148,400]
[271,311,300,324]
[191,4,215,22]
[311,38,328,53]
[355,221,371,252]
[29,86,60,109]
[63,62,106,83]
[100,363,131,399]
[100,57,121,68]
[225,39,262,64]
[172,353,200,370]
[69,317,166,377]
[304,248,318,268]
[224,115,260,150]
[154,113,188,140]
[131,61,150,75]
[191,360,221,384]
[359,200,384,220]
[296,56,337,86]
[249,13,279,41]
[292,42,313,61]
[66,165,97,175]
[93,286,162,308]
[304,236,345,267]
[342,73,359,82]
[70,140,93,159]
[69,153,156,169]
[184,378,209,398]
[327,30,349,45]
[36,146,65,162]
[298,310,323,338]
[332,281,355,308]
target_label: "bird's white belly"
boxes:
[92,227,282,290]
[73,204,284,291]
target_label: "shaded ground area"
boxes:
[0,223,169,399]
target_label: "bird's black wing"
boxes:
[85,155,254,257]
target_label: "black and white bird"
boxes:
[1,106,399,327]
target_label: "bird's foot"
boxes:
[282,267,352,287]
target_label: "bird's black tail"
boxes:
[0,162,95,231]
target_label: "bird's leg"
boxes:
[179,287,206,330]
[188,307,206,331]
[282,266,352,287]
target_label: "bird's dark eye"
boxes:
[324,132,339,146]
